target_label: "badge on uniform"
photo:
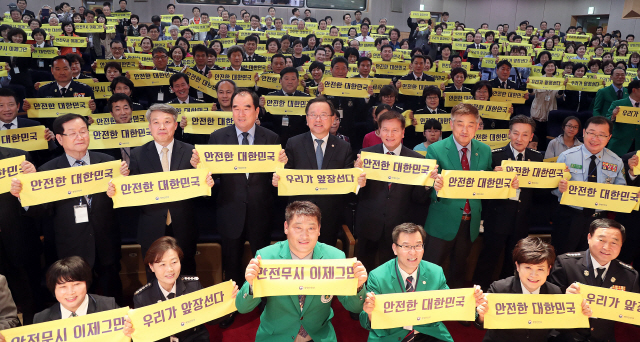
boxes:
[584,270,589,276]
[320,295,333,303]
[602,162,618,173]
[571,164,583,170]
[347,100,353,108]
[611,285,626,291]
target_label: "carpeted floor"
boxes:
[206,298,640,341]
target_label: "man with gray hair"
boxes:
[164,25,180,41]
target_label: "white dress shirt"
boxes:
[311,132,329,156]
[60,294,90,318]
[155,139,175,167]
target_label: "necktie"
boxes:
[583,155,597,217]
[74,160,92,207]
[617,89,623,99]
[241,132,249,145]
[298,295,309,337]
[402,275,415,341]
[70,312,78,317]
[3,123,12,129]
[121,147,130,166]
[60,87,67,96]
[315,139,324,170]
[167,293,175,299]
[517,153,523,161]
[595,267,606,287]
[161,147,172,225]
[387,151,395,190]
[501,81,506,89]
[460,147,471,214]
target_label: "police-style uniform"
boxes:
[552,145,627,255]
[36,80,95,99]
[133,276,213,342]
[549,250,640,342]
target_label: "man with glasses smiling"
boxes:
[553,116,631,256]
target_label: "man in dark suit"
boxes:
[273,97,366,247]
[549,219,640,342]
[225,46,253,72]
[166,73,206,106]
[242,35,267,63]
[10,114,128,303]
[353,110,430,271]
[464,32,484,71]
[136,47,177,106]
[473,115,544,291]
[189,45,215,102]
[396,55,436,114]
[100,94,137,163]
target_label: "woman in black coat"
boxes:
[1,28,34,98]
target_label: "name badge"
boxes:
[38,60,45,68]
[74,204,89,223]
[337,109,344,118]
[14,67,20,74]
[157,92,164,101]
[282,116,289,126]
[570,163,583,170]
[197,91,204,99]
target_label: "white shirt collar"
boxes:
[310,132,329,144]
[36,42,45,48]
[630,97,638,107]
[1,117,18,129]
[520,282,541,294]
[178,97,190,104]
[154,139,175,155]
[590,254,611,279]
[66,151,90,167]
[60,294,90,318]
[412,72,424,80]
[383,143,402,156]
[510,143,525,160]
[158,280,177,300]
[58,81,72,91]
[397,262,418,289]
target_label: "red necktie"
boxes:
[461,147,471,214]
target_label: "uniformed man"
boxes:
[474,115,544,291]
[549,218,640,342]
[552,116,632,256]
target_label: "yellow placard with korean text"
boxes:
[0,126,48,151]
[209,70,256,87]
[579,283,640,325]
[566,34,590,43]
[481,58,497,69]
[491,88,527,104]
[0,62,6,77]
[1,307,130,342]
[32,47,59,59]
[129,281,236,342]
[410,11,431,19]
[468,48,490,58]
[257,73,282,90]
[544,156,559,163]
[184,68,217,98]
[560,181,640,213]
[16,160,123,207]
[371,288,475,329]
[74,23,105,33]
[95,58,140,74]
[444,92,473,107]
[53,36,87,47]
[0,42,31,57]
[110,168,210,208]
[483,293,588,329]
[414,114,452,132]
[371,78,393,93]
[527,77,565,90]
[91,112,147,126]
[196,144,283,174]
[474,129,510,149]
[161,14,182,22]
[26,98,92,118]
[615,107,640,125]
[437,170,517,199]
[124,53,153,67]
[276,168,363,196]
[499,56,532,68]
[0,155,25,194]
[399,80,442,97]
[360,152,436,186]
[501,161,571,188]
[321,77,372,98]
[183,111,233,134]
[172,104,215,122]
[566,78,604,92]
[463,100,511,120]
[88,122,153,149]
[374,62,410,76]
[76,81,112,99]
[253,258,358,297]
[263,96,310,115]
[128,70,172,87]
[110,12,131,19]
[430,35,452,44]
[190,23,212,33]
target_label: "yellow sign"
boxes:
[190,23,212,33]
[374,62,410,76]
[17,160,123,207]
[481,58,497,69]
[26,98,92,118]
[1,307,130,342]
[196,144,283,174]
[111,168,210,208]
[321,77,372,98]
[414,114,452,132]
[483,293,589,329]
[399,80,441,96]
[499,56,533,68]
[438,170,517,199]
[527,77,565,90]
[276,168,363,196]
[0,155,25,194]
[0,126,48,151]
[129,70,172,87]
[560,181,640,213]
[468,48,490,58]
[88,122,153,149]
[74,23,105,33]
[430,34,452,44]
[81,81,112,99]
[172,104,215,119]
[580,283,640,326]
[615,106,640,125]
[184,68,217,98]
[360,152,436,186]
[371,288,475,329]
[209,70,256,87]
[130,281,236,342]
[95,58,140,74]
[32,47,59,59]
[0,42,31,57]
[474,129,511,149]
[124,53,153,67]
[491,88,527,104]
[566,34,590,43]
[257,73,282,90]
[370,78,394,94]
[92,112,146,126]
[501,161,570,188]
[463,100,511,120]
[544,156,559,163]
[253,258,358,297]
[263,96,310,115]
[161,14,182,22]
[410,11,431,19]
[110,12,131,19]
[242,61,269,73]
[41,25,63,36]
[182,111,232,134]
[53,35,87,47]
[444,92,473,107]
[566,78,604,92]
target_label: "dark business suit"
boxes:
[474,145,544,291]
[0,147,41,324]
[28,152,122,301]
[243,53,267,62]
[167,97,205,142]
[355,144,429,271]
[139,68,177,106]
[34,294,118,323]
[285,132,354,246]
[129,140,198,276]
[262,89,310,148]
[476,276,562,342]
[12,116,59,167]
[208,124,279,284]
[0,54,34,98]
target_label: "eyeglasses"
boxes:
[153,55,169,60]
[584,131,610,140]
[395,243,424,251]
[308,113,333,120]
[564,124,579,130]
[61,130,89,139]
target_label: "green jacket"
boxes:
[235,241,367,342]
[359,259,454,342]
[606,97,640,156]
[593,85,628,117]
[424,135,492,242]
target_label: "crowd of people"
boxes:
[0,1,640,341]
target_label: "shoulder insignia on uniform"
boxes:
[528,149,542,154]
[134,283,152,295]
[181,276,199,281]
[618,261,635,270]
[492,148,501,152]
[565,252,582,257]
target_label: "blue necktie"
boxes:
[74,160,92,207]
[315,139,324,170]
[241,132,249,145]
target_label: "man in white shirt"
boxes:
[355,23,375,43]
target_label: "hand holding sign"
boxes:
[246,255,262,286]
[354,260,368,289]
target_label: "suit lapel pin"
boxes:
[584,270,589,276]
[422,281,426,284]
[332,144,334,147]
[475,153,478,156]
[611,277,616,283]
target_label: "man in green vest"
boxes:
[592,67,628,117]
[607,79,640,156]
[236,201,368,342]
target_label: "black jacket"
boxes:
[34,294,118,323]
[261,89,310,145]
